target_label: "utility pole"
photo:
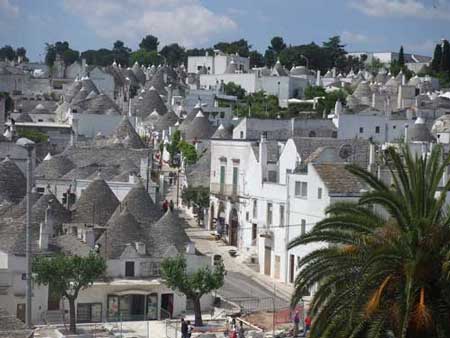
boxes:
[25,145,33,329]
[176,168,180,207]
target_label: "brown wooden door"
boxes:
[264,247,271,276]
[16,304,25,322]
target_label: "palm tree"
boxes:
[289,145,450,338]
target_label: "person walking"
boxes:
[162,199,169,212]
[238,321,245,338]
[292,310,300,336]
[302,313,311,337]
[169,199,174,212]
[181,318,188,338]
[187,320,193,338]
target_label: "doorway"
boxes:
[289,254,295,283]
[229,208,239,247]
[16,304,25,322]
[264,247,271,276]
[160,294,173,319]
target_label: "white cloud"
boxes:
[403,39,437,54]
[63,0,237,48]
[350,0,450,20]
[341,31,369,44]
[0,0,19,17]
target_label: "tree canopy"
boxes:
[33,253,106,333]
[161,255,225,326]
[139,34,159,52]
[289,145,450,338]
[0,45,28,62]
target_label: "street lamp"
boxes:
[300,55,309,69]
[16,137,35,329]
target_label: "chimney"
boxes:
[85,229,95,248]
[404,124,409,143]
[372,93,376,108]
[81,58,87,76]
[135,242,146,255]
[0,96,5,135]
[167,84,173,107]
[332,67,336,78]
[39,222,48,250]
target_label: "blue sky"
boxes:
[0,0,449,61]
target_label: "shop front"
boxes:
[106,292,160,321]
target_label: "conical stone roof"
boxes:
[148,210,190,257]
[134,87,168,119]
[34,156,75,179]
[71,177,119,225]
[30,191,71,225]
[106,117,145,149]
[110,181,161,225]
[212,124,232,139]
[132,62,146,84]
[98,208,146,259]
[153,110,178,131]
[0,157,26,204]
[183,111,214,140]
[15,112,33,123]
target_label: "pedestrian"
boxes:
[162,199,169,212]
[230,327,237,338]
[187,320,193,338]
[169,199,174,212]
[181,318,188,338]
[293,310,300,337]
[303,313,311,337]
[238,321,245,338]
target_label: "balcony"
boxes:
[210,183,239,198]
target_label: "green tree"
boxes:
[16,47,28,62]
[441,39,450,73]
[178,140,198,165]
[249,50,265,68]
[289,145,450,338]
[160,43,186,66]
[139,34,159,52]
[223,82,246,99]
[167,130,182,167]
[45,41,79,66]
[161,256,225,326]
[0,45,16,61]
[214,39,251,57]
[322,36,347,70]
[112,40,131,66]
[264,49,277,68]
[399,45,405,66]
[33,253,106,333]
[130,49,160,66]
[270,36,287,54]
[431,44,443,72]
[366,57,384,75]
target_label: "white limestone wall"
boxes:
[200,74,257,93]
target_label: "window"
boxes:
[219,165,225,193]
[220,112,225,118]
[301,219,306,235]
[240,131,244,139]
[36,187,45,194]
[77,303,102,323]
[252,224,257,242]
[317,188,322,199]
[232,167,239,194]
[295,181,308,198]
[253,200,257,218]
[246,211,249,221]
[375,126,380,134]
[125,261,135,277]
[151,262,160,276]
[393,125,397,129]
[267,203,273,226]
[359,127,364,133]
[268,170,277,182]
[279,205,285,227]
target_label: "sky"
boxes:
[0,0,449,61]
